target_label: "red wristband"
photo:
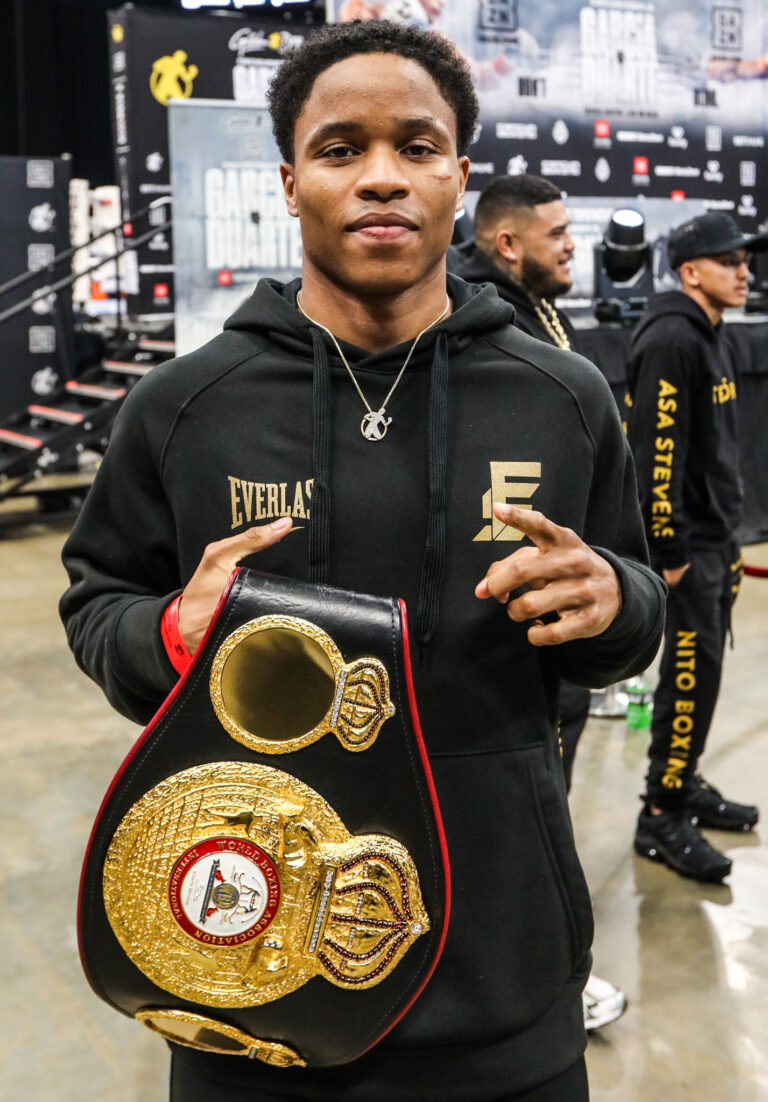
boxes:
[160,594,192,676]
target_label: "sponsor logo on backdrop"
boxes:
[26,160,54,189]
[496,122,537,140]
[711,6,742,51]
[506,154,529,175]
[670,190,686,200]
[149,51,199,106]
[667,126,688,149]
[477,0,520,45]
[145,152,164,173]
[733,135,765,148]
[593,119,611,149]
[472,122,483,144]
[694,87,717,107]
[540,160,580,177]
[228,28,302,105]
[617,130,664,143]
[30,288,56,315]
[654,165,701,178]
[31,367,58,396]
[739,161,756,187]
[28,244,54,271]
[594,158,611,183]
[149,206,167,226]
[113,79,128,148]
[29,326,56,354]
[703,160,724,183]
[738,194,756,217]
[632,156,650,185]
[705,125,723,151]
[552,119,569,145]
[28,203,56,232]
[112,51,126,74]
[111,23,124,44]
[470,163,495,174]
[518,76,546,97]
[704,198,735,211]
[148,233,170,251]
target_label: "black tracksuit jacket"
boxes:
[61,275,664,1100]
[627,290,743,570]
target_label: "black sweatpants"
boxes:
[559,683,591,793]
[169,1053,589,1102]
[645,541,742,809]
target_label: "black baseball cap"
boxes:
[667,212,768,268]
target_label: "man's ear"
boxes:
[495,227,519,264]
[455,156,470,211]
[280,163,299,218]
[680,259,700,288]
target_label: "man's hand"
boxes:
[474,503,622,646]
[178,518,293,654]
[663,563,690,588]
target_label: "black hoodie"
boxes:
[627,290,743,569]
[61,275,663,1099]
[454,247,579,349]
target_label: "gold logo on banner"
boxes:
[473,461,542,541]
[210,615,395,755]
[103,762,429,1009]
[111,24,124,43]
[149,50,199,106]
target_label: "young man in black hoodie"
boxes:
[628,212,764,882]
[457,172,627,1032]
[61,20,665,1102]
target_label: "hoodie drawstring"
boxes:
[308,328,332,584]
[307,329,449,652]
[416,331,449,649]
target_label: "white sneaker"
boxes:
[583,973,627,1031]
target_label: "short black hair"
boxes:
[267,21,478,162]
[474,174,563,241]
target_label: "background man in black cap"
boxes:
[628,212,766,881]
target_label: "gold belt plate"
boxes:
[103,762,429,1008]
[209,615,396,754]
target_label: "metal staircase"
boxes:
[0,337,174,504]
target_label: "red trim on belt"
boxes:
[160,594,192,675]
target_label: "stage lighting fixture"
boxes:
[746,221,768,314]
[593,208,654,324]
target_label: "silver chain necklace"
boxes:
[297,292,451,441]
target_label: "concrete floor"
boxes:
[1,514,766,1102]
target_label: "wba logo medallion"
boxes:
[169,837,280,947]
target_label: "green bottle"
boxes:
[625,677,653,729]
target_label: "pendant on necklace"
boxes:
[361,409,392,441]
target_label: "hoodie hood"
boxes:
[224,273,513,651]
[223,274,513,369]
[632,289,718,345]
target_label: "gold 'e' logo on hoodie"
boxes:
[473,462,541,541]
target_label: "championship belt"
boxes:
[78,570,450,1068]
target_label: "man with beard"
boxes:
[61,21,663,1101]
[456,173,627,1032]
[454,174,577,351]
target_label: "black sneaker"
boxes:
[687,775,759,832]
[634,806,732,882]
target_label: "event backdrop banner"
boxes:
[169,100,301,357]
[327,0,767,226]
[0,156,73,421]
[107,5,308,319]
